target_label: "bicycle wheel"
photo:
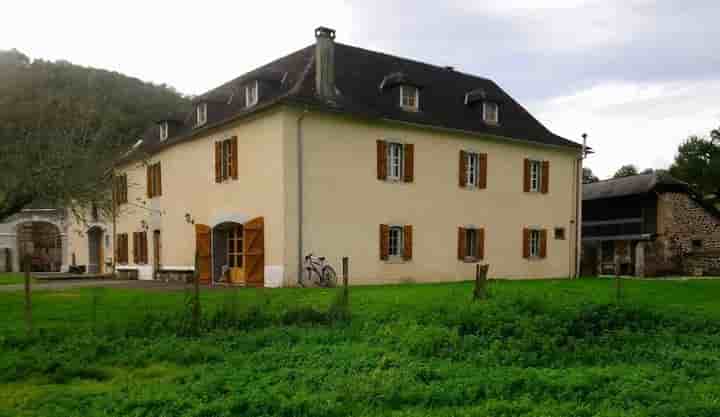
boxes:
[322,266,338,288]
[300,266,322,287]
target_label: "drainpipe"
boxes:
[575,134,588,278]
[296,109,309,285]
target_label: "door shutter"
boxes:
[522,228,530,258]
[230,136,238,180]
[132,232,139,264]
[403,143,414,182]
[195,224,211,283]
[541,161,550,194]
[146,165,152,198]
[540,229,548,258]
[458,227,466,260]
[142,232,148,264]
[379,224,389,260]
[403,225,413,260]
[523,158,531,192]
[478,153,488,189]
[214,142,222,183]
[243,217,265,286]
[478,228,485,259]
[377,140,387,180]
[459,150,467,187]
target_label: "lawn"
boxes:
[1,278,720,416]
[0,273,26,286]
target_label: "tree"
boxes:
[582,167,599,183]
[669,133,720,195]
[0,49,190,223]
[613,165,639,178]
[640,168,654,174]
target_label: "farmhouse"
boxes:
[101,27,583,286]
[581,173,720,277]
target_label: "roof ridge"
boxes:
[588,172,656,185]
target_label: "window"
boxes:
[482,102,499,124]
[466,228,478,258]
[196,103,207,127]
[554,227,566,240]
[245,81,258,107]
[116,233,129,264]
[114,174,128,205]
[215,137,238,183]
[466,152,480,187]
[147,162,162,198]
[133,231,148,264]
[399,85,419,111]
[458,226,484,261]
[377,140,414,183]
[529,230,541,258]
[692,239,703,251]
[159,122,169,141]
[601,241,614,262]
[227,226,244,267]
[387,142,404,180]
[388,226,404,257]
[529,160,542,192]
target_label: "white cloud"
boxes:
[530,80,720,178]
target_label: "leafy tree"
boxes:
[640,168,654,174]
[582,167,599,183]
[613,165,639,178]
[669,133,720,195]
[0,49,190,222]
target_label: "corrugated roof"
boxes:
[583,173,688,201]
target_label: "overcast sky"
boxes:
[2,0,719,178]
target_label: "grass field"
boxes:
[0,273,26,286]
[1,278,720,416]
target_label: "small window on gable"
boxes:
[483,102,499,124]
[159,122,169,141]
[400,85,419,111]
[245,81,258,108]
[196,103,207,127]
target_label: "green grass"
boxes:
[0,273,26,286]
[1,278,720,416]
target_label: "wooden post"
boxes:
[342,257,349,298]
[23,254,32,337]
[192,250,201,335]
[474,264,490,300]
[615,259,622,304]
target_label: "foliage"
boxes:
[1,279,720,416]
[0,49,190,222]
[669,131,720,196]
[582,167,599,183]
[612,164,639,178]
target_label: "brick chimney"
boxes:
[314,26,336,100]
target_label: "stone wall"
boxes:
[156,269,194,283]
[657,192,720,275]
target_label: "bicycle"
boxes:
[301,253,337,287]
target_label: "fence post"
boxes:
[615,259,622,304]
[474,264,489,300]
[192,250,201,336]
[342,257,349,299]
[24,254,32,337]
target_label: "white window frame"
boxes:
[159,122,169,141]
[466,152,480,188]
[245,81,258,108]
[388,226,404,257]
[387,142,404,181]
[529,229,541,258]
[399,85,419,111]
[465,228,478,259]
[529,160,542,192]
[196,103,207,127]
[483,102,499,124]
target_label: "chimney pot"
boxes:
[315,26,336,100]
[315,26,336,40]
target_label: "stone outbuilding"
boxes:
[581,173,720,277]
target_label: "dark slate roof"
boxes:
[123,39,581,162]
[583,173,689,201]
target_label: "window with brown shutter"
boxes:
[541,161,550,194]
[457,227,466,260]
[230,136,238,179]
[524,159,546,193]
[146,163,162,198]
[522,228,531,258]
[402,225,413,260]
[478,153,487,189]
[459,227,484,262]
[116,233,129,264]
[216,137,238,183]
[214,141,222,183]
[403,144,414,183]
[523,159,531,192]
[458,151,467,187]
[132,232,139,264]
[539,229,547,258]
[461,151,488,189]
[379,224,389,260]
[524,228,545,258]
[377,140,387,180]
[114,175,128,205]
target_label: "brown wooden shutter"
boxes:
[523,158,531,192]
[214,141,222,183]
[522,228,530,258]
[377,140,387,180]
[458,227,466,260]
[243,217,265,286]
[459,150,467,187]
[157,164,162,196]
[403,225,413,260]
[403,143,414,182]
[379,224,389,260]
[132,232,138,264]
[540,229,547,258]
[230,136,238,180]
[478,228,485,259]
[143,232,149,264]
[195,224,211,283]
[146,165,152,198]
[478,153,488,189]
[541,160,550,194]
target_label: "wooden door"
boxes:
[243,217,264,286]
[195,224,211,283]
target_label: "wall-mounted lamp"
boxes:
[184,213,195,225]
[140,220,149,231]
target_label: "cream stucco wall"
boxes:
[65,211,112,273]
[114,109,287,283]
[286,110,581,284]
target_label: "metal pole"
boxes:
[24,254,32,336]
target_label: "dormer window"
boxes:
[159,122,169,141]
[482,102,499,124]
[245,81,258,108]
[399,85,419,111]
[196,103,207,127]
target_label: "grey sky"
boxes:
[2,0,718,178]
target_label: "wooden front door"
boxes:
[195,224,211,283]
[243,217,264,286]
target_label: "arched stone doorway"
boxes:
[87,226,105,274]
[16,221,62,272]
